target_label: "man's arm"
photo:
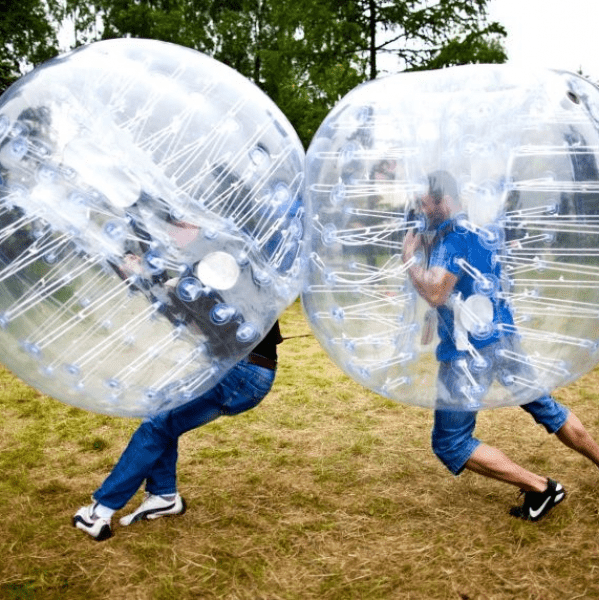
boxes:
[402,230,457,307]
[407,263,457,307]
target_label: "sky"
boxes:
[488,0,599,81]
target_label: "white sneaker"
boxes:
[73,503,112,541]
[119,493,186,526]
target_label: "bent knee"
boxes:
[432,435,480,476]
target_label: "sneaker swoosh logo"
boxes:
[529,497,551,519]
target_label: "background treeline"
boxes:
[0,0,506,146]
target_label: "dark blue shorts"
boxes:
[431,334,569,475]
[432,397,569,475]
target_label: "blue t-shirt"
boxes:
[427,218,514,362]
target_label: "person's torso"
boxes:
[428,220,513,361]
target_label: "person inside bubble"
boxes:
[402,170,599,521]
[73,189,287,541]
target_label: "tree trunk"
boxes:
[368,0,377,79]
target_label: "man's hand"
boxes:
[402,232,457,307]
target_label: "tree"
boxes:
[202,0,506,142]
[207,0,366,145]
[0,0,61,91]
[62,0,216,52]
[344,0,507,79]
[9,0,506,145]
[58,0,367,145]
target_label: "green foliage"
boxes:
[0,0,60,90]
[423,25,507,71]
[311,0,508,79]
[46,0,505,146]
[93,0,216,52]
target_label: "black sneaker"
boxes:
[509,479,566,522]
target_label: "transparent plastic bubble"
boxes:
[302,64,599,410]
[0,39,304,417]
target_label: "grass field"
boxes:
[1,299,599,600]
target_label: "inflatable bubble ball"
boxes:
[302,64,599,410]
[0,38,305,417]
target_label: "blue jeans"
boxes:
[93,359,276,510]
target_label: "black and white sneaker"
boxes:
[73,503,112,541]
[509,478,566,522]
[119,493,186,526]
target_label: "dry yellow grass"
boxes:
[1,299,599,599]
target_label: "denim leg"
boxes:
[93,400,221,510]
[144,443,179,497]
[93,359,275,510]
